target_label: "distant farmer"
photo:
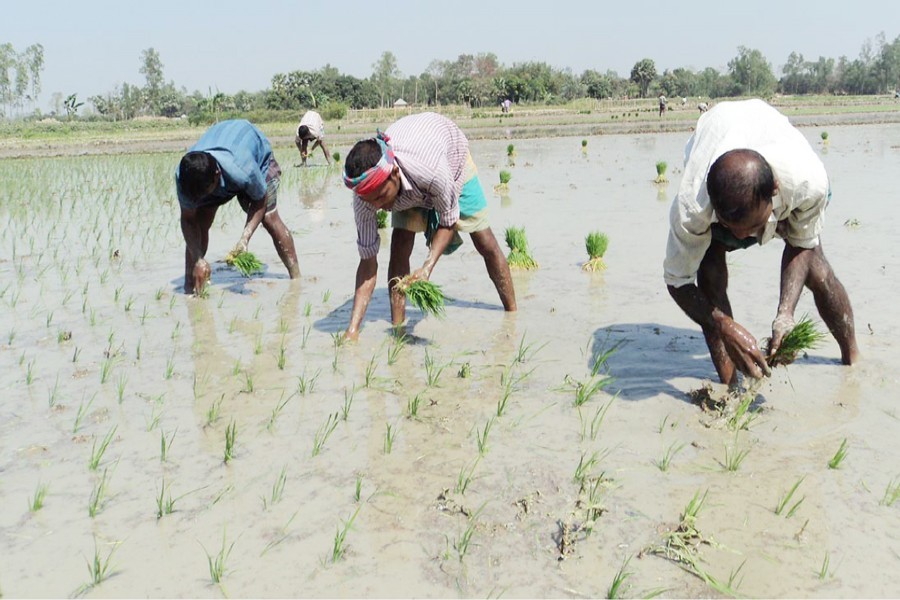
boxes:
[342,112,517,340]
[501,98,512,114]
[658,93,667,117]
[176,119,300,295]
[664,99,858,386]
[698,102,709,113]
[295,110,331,166]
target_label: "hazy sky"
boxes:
[3,0,897,109]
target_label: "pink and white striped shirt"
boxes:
[353,112,468,259]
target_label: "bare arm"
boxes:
[769,243,815,356]
[314,139,331,164]
[668,283,770,379]
[345,257,378,341]
[236,199,267,252]
[180,208,207,294]
[412,226,454,280]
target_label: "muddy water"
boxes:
[1,125,898,598]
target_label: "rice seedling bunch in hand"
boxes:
[582,231,609,271]
[394,275,446,319]
[767,315,828,367]
[505,226,539,270]
[226,251,263,277]
[376,209,389,229]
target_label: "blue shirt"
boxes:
[176,120,272,209]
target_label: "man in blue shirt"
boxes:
[176,120,300,294]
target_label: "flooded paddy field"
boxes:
[1,124,898,597]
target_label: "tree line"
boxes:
[2,33,899,122]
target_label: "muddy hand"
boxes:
[768,313,795,359]
[719,317,771,378]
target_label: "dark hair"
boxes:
[707,149,775,223]
[298,125,310,139]
[179,151,217,199]
[344,139,382,178]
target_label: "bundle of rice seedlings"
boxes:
[495,170,512,193]
[505,226,539,270]
[332,151,341,162]
[393,275,446,319]
[767,315,828,367]
[506,144,515,158]
[655,161,668,183]
[226,251,263,277]
[376,209,389,229]
[582,231,609,271]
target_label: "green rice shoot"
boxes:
[505,226,539,270]
[767,315,829,367]
[655,160,668,183]
[582,231,609,271]
[376,209,389,229]
[499,170,512,185]
[394,276,446,319]
[332,151,341,162]
[226,251,263,277]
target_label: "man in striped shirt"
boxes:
[176,119,300,295]
[342,112,517,339]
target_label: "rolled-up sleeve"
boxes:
[353,197,381,259]
[664,191,714,288]
[782,174,828,249]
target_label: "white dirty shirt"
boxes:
[353,112,468,259]
[298,110,325,140]
[663,99,830,288]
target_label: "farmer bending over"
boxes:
[664,99,858,386]
[342,112,517,340]
[176,119,300,295]
[295,110,331,166]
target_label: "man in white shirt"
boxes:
[294,110,331,166]
[664,99,858,386]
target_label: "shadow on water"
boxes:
[589,322,715,403]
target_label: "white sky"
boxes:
[3,0,897,109]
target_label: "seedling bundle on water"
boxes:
[767,315,828,367]
[392,275,446,318]
[505,226,538,270]
[225,251,263,277]
[582,231,609,271]
[654,160,668,183]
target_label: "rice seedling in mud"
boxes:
[303,302,312,317]
[99,356,115,384]
[354,477,363,503]
[300,325,311,349]
[254,333,263,355]
[88,469,110,518]
[341,387,355,421]
[25,359,34,385]
[513,332,547,364]
[821,131,829,142]
[243,370,254,393]
[827,438,849,469]
[455,457,482,495]
[655,441,687,472]
[774,476,806,517]
[312,413,340,457]
[297,368,320,395]
[582,231,609,272]
[29,482,48,512]
[494,170,512,193]
[331,506,362,563]
[322,289,332,303]
[505,226,539,270]
[405,392,423,419]
[654,160,669,183]
[266,392,292,432]
[160,429,177,462]
[387,331,409,365]
[376,209,389,229]
[565,371,614,408]
[115,373,127,404]
[392,275,446,318]
[164,354,175,380]
[261,466,287,510]
[383,422,397,454]
[644,489,739,594]
[205,394,225,426]
[424,349,450,387]
[47,376,60,408]
[261,511,298,557]
[476,417,495,456]
[332,151,341,162]
[606,555,633,599]
[818,552,832,580]
[203,529,235,584]
[457,361,471,378]
[573,450,607,487]
[497,363,534,417]
[81,537,119,591]
[882,477,900,507]
[88,426,117,471]
[721,432,751,472]
[581,139,588,151]
[452,504,486,562]
[725,391,759,431]
[223,420,237,464]
[225,250,263,277]
[766,315,828,367]
[155,479,180,518]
